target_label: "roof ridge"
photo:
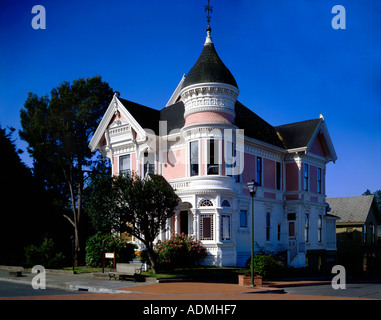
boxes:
[275,118,321,129]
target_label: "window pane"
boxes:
[144,152,155,176]
[190,141,199,176]
[221,215,231,241]
[240,210,247,228]
[207,139,219,175]
[304,164,309,191]
[266,212,271,241]
[256,157,262,186]
[201,215,213,240]
[289,222,295,237]
[317,168,322,194]
[120,155,131,175]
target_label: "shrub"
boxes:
[246,254,285,279]
[24,237,66,269]
[155,233,207,270]
[85,232,136,268]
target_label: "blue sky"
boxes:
[0,0,380,198]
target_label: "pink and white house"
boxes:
[89,25,338,269]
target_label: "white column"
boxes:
[174,213,179,234]
[215,210,221,243]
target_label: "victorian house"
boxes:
[89,23,338,269]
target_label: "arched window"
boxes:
[221,200,230,207]
[200,199,213,207]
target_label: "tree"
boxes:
[88,173,180,273]
[19,76,114,265]
[363,189,381,213]
[0,125,60,265]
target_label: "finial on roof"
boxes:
[320,114,325,120]
[204,0,213,45]
[205,0,213,26]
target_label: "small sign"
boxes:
[105,252,115,259]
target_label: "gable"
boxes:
[306,120,337,163]
[89,94,152,153]
[275,117,337,163]
[275,119,321,150]
[309,133,326,158]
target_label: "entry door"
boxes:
[288,221,296,247]
[180,211,188,235]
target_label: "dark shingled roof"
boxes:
[118,98,321,151]
[275,119,321,149]
[160,101,185,134]
[234,101,284,148]
[118,98,160,133]
[119,98,184,135]
[182,42,238,89]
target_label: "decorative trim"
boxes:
[180,83,239,118]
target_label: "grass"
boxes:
[141,267,247,282]
[62,266,100,274]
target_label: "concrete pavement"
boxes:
[0,267,377,300]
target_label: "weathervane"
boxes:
[205,0,213,27]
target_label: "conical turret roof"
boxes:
[182,29,238,89]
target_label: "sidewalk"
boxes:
[0,266,332,294]
[0,268,156,294]
[0,267,290,295]
[0,267,361,300]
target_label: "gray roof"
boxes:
[326,195,375,224]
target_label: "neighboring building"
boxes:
[89,23,338,269]
[327,195,381,275]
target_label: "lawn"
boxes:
[62,266,100,274]
[142,267,247,282]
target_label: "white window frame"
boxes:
[119,154,131,176]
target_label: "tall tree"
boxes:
[363,189,381,213]
[88,173,180,273]
[19,76,113,265]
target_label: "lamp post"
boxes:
[247,179,260,287]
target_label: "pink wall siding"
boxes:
[131,153,136,172]
[263,158,275,189]
[286,163,299,191]
[310,134,326,157]
[184,112,234,126]
[112,156,119,176]
[200,140,205,177]
[162,148,186,180]
[242,153,255,184]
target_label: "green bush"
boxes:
[85,232,136,268]
[24,237,65,269]
[246,254,285,279]
[155,233,207,270]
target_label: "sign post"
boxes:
[104,252,116,270]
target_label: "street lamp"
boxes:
[247,179,260,287]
